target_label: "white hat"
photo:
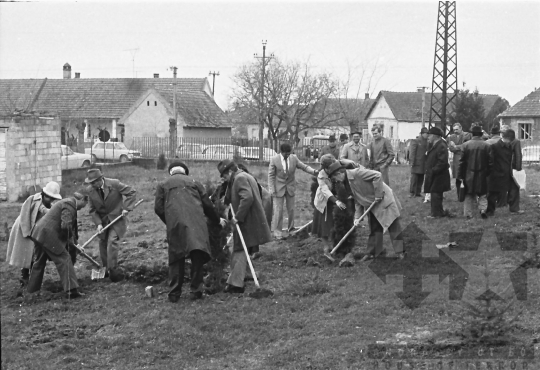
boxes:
[42,181,62,200]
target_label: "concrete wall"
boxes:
[366,96,398,139]
[3,117,62,202]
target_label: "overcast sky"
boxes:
[1,1,538,110]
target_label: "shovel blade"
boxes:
[91,269,106,280]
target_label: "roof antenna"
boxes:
[124,48,140,78]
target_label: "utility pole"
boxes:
[169,66,178,158]
[209,71,220,96]
[254,40,274,160]
[417,86,430,127]
[124,48,139,78]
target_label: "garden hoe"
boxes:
[77,199,144,279]
[330,200,377,256]
[230,207,273,299]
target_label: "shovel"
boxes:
[78,199,144,278]
[230,207,273,298]
[330,200,377,255]
[289,220,312,237]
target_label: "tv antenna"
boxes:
[124,48,140,78]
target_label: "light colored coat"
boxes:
[6,194,48,268]
[314,159,358,214]
[268,154,316,197]
[346,168,402,233]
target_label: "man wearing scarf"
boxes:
[154,161,221,302]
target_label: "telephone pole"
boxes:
[169,66,178,158]
[417,86,430,127]
[209,71,220,95]
[254,40,274,160]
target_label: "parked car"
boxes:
[201,145,243,160]
[176,143,205,159]
[60,145,92,169]
[522,145,540,164]
[241,147,277,161]
[85,141,141,163]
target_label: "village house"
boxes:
[498,88,540,143]
[0,64,232,153]
[365,90,502,141]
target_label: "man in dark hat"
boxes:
[486,126,502,146]
[319,134,340,160]
[458,126,492,219]
[339,133,349,149]
[424,127,451,218]
[27,192,88,299]
[326,161,404,261]
[408,127,429,197]
[340,131,369,167]
[368,125,395,185]
[155,161,221,302]
[85,168,137,281]
[220,159,272,293]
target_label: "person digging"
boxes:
[326,161,405,261]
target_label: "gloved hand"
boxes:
[354,218,361,227]
[97,224,104,234]
[219,218,227,227]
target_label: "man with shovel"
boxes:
[326,161,405,261]
[85,169,137,282]
[218,159,272,293]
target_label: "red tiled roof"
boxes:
[499,88,540,117]
[0,78,230,128]
[368,91,502,122]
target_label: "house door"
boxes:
[0,129,7,201]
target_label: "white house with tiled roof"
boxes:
[366,90,502,141]
[499,88,540,142]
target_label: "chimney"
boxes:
[365,93,370,100]
[75,72,80,78]
[63,63,71,79]
[154,73,159,78]
[417,87,425,93]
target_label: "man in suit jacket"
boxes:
[368,126,395,185]
[424,127,451,218]
[408,127,428,197]
[448,122,472,198]
[268,143,318,239]
[219,159,272,293]
[85,169,137,281]
[28,193,87,298]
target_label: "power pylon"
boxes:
[428,1,458,136]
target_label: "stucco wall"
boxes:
[183,127,232,138]
[502,117,539,142]
[366,96,397,139]
[397,121,424,141]
[3,117,62,202]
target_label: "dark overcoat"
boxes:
[320,144,340,160]
[424,139,451,193]
[227,170,272,251]
[448,132,472,178]
[88,178,137,239]
[458,137,492,195]
[409,136,428,174]
[30,198,78,255]
[487,140,513,192]
[154,174,219,264]
[510,139,523,171]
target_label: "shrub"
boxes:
[156,153,167,170]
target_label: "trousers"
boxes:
[430,192,445,217]
[168,250,207,300]
[272,193,295,237]
[99,228,120,271]
[463,194,487,217]
[27,242,79,293]
[227,246,257,288]
[366,213,403,256]
[487,178,520,214]
[409,173,424,196]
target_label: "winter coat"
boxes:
[268,154,316,197]
[424,139,451,193]
[314,159,358,214]
[345,168,402,233]
[340,142,369,167]
[227,170,272,251]
[458,137,492,195]
[30,198,78,256]
[155,174,219,263]
[368,137,395,169]
[320,144,341,161]
[448,132,472,178]
[510,139,523,171]
[409,136,428,174]
[6,194,49,268]
[88,178,137,239]
[487,140,513,192]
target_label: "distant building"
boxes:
[498,88,540,142]
[366,90,502,140]
[0,64,232,151]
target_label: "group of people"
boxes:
[6,122,525,301]
[408,123,524,219]
[7,168,137,299]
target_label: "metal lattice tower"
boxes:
[428,1,458,136]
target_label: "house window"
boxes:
[519,123,532,140]
[87,124,91,138]
[147,101,150,106]
[390,126,394,138]
[154,101,157,106]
